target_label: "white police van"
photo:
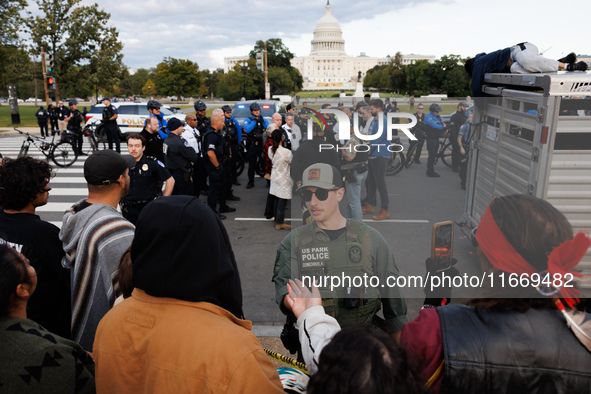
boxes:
[85,102,185,138]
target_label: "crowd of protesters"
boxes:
[1,89,590,392]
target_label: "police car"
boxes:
[231,100,286,127]
[85,102,186,139]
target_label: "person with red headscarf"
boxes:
[286,194,591,393]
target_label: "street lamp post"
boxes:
[409,59,415,98]
[241,61,248,99]
[148,85,152,100]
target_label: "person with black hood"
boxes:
[93,196,285,393]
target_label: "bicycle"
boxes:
[82,123,106,155]
[386,136,406,176]
[234,141,265,178]
[15,128,78,167]
[405,130,452,168]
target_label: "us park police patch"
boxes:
[349,245,362,263]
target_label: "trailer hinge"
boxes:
[531,147,539,162]
[536,107,545,123]
[473,140,480,150]
[527,183,535,195]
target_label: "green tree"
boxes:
[142,79,156,96]
[26,0,124,99]
[249,38,295,69]
[1,0,27,45]
[425,55,470,96]
[118,68,151,96]
[217,61,259,101]
[0,45,36,98]
[248,38,302,93]
[153,58,202,100]
[201,68,225,98]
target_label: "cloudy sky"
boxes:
[40,0,591,71]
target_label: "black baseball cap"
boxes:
[84,150,136,186]
[101,97,110,102]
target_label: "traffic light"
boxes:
[256,52,264,72]
[46,76,56,90]
[45,53,55,73]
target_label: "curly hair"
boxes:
[0,157,53,211]
[307,326,425,394]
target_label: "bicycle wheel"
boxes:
[91,138,106,153]
[404,144,418,168]
[51,141,78,167]
[386,151,405,176]
[235,146,246,176]
[83,136,95,155]
[256,156,266,177]
[441,142,453,167]
[18,143,29,158]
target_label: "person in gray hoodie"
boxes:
[59,150,136,351]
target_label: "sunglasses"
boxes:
[301,188,338,202]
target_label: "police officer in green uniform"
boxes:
[121,133,175,225]
[272,163,408,340]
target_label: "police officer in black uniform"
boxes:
[203,113,235,220]
[222,105,242,186]
[35,106,49,137]
[121,133,175,225]
[139,116,165,162]
[101,97,120,153]
[163,118,199,196]
[194,100,210,193]
[194,100,210,136]
[65,100,84,154]
[242,102,269,189]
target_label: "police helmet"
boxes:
[429,103,443,113]
[69,99,77,106]
[221,105,232,113]
[194,100,207,111]
[147,100,162,110]
[250,102,261,111]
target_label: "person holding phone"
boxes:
[286,194,591,392]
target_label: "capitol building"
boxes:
[225,1,435,90]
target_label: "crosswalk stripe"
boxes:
[47,188,87,196]
[50,177,87,183]
[37,202,77,212]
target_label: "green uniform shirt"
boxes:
[272,220,408,332]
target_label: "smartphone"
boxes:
[431,221,454,272]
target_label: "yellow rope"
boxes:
[264,348,310,375]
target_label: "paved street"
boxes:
[0,134,480,326]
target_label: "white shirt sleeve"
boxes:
[296,305,341,375]
[182,126,200,154]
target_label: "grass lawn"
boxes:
[0,105,39,128]
[296,90,406,99]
